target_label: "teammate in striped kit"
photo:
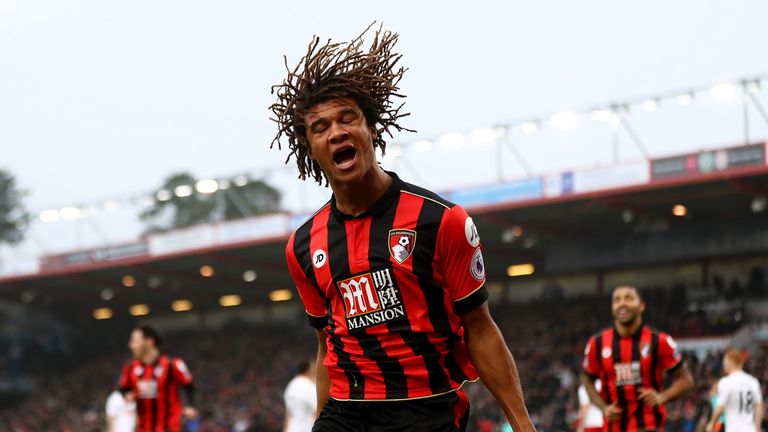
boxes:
[271,24,535,432]
[581,286,694,432]
[707,350,764,432]
[118,325,197,432]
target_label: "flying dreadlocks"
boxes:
[269,23,415,185]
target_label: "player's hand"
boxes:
[183,406,198,419]
[603,403,623,422]
[638,388,665,406]
[705,420,715,432]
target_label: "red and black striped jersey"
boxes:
[582,325,683,432]
[118,355,193,432]
[286,172,488,401]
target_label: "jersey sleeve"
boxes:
[118,362,132,392]
[582,336,602,377]
[171,357,193,386]
[658,333,683,372]
[436,205,488,314]
[286,232,327,328]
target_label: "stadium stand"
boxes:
[0,276,764,432]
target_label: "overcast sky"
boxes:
[1,0,768,261]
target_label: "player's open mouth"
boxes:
[333,146,357,169]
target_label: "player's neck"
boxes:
[331,167,392,216]
[141,349,160,365]
[615,318,642,337]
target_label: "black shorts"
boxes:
[312,390,470,432]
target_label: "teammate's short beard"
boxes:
[615,310,639,326]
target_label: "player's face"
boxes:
[128,329,149,359]
[303,98,378,188]
[611,286,645,325]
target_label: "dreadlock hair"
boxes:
[269,23,415,185]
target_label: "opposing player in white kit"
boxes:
[577,379,604,432]
[284,360,317,432]
[708,350,764,432]
[106,389,136,432]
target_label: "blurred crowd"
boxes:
[0,279,764,432]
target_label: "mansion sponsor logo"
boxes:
[336,268,406,331]
[614,361,642,386]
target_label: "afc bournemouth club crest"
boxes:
[389,229,416,264]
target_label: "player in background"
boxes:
[707,349,763,432]
[272,23,535,432]
[577,379,604,432]
[106,388,136,432]
[284,359,317,432]
[581,285,693,431]
[118,325,197,432]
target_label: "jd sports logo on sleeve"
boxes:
[312,249,327,269]
[465,217,480,247]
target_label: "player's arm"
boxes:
[117,363,135,401]
[576,404,589,432]
[640,333,693,406]
[754,400,763,432]
[707,378,728,432]
[169,358,197,418]
[461,302,535,432]
[663,363,694,403]
[580,373,606,411]
[182,383,197,416]
[580,373,621,422]
[286,232,330,417]
[706,402,726,432]
[639,363,693,406]
[580,337,621,422]
[436,207,533,430]
[314,329,330,417]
